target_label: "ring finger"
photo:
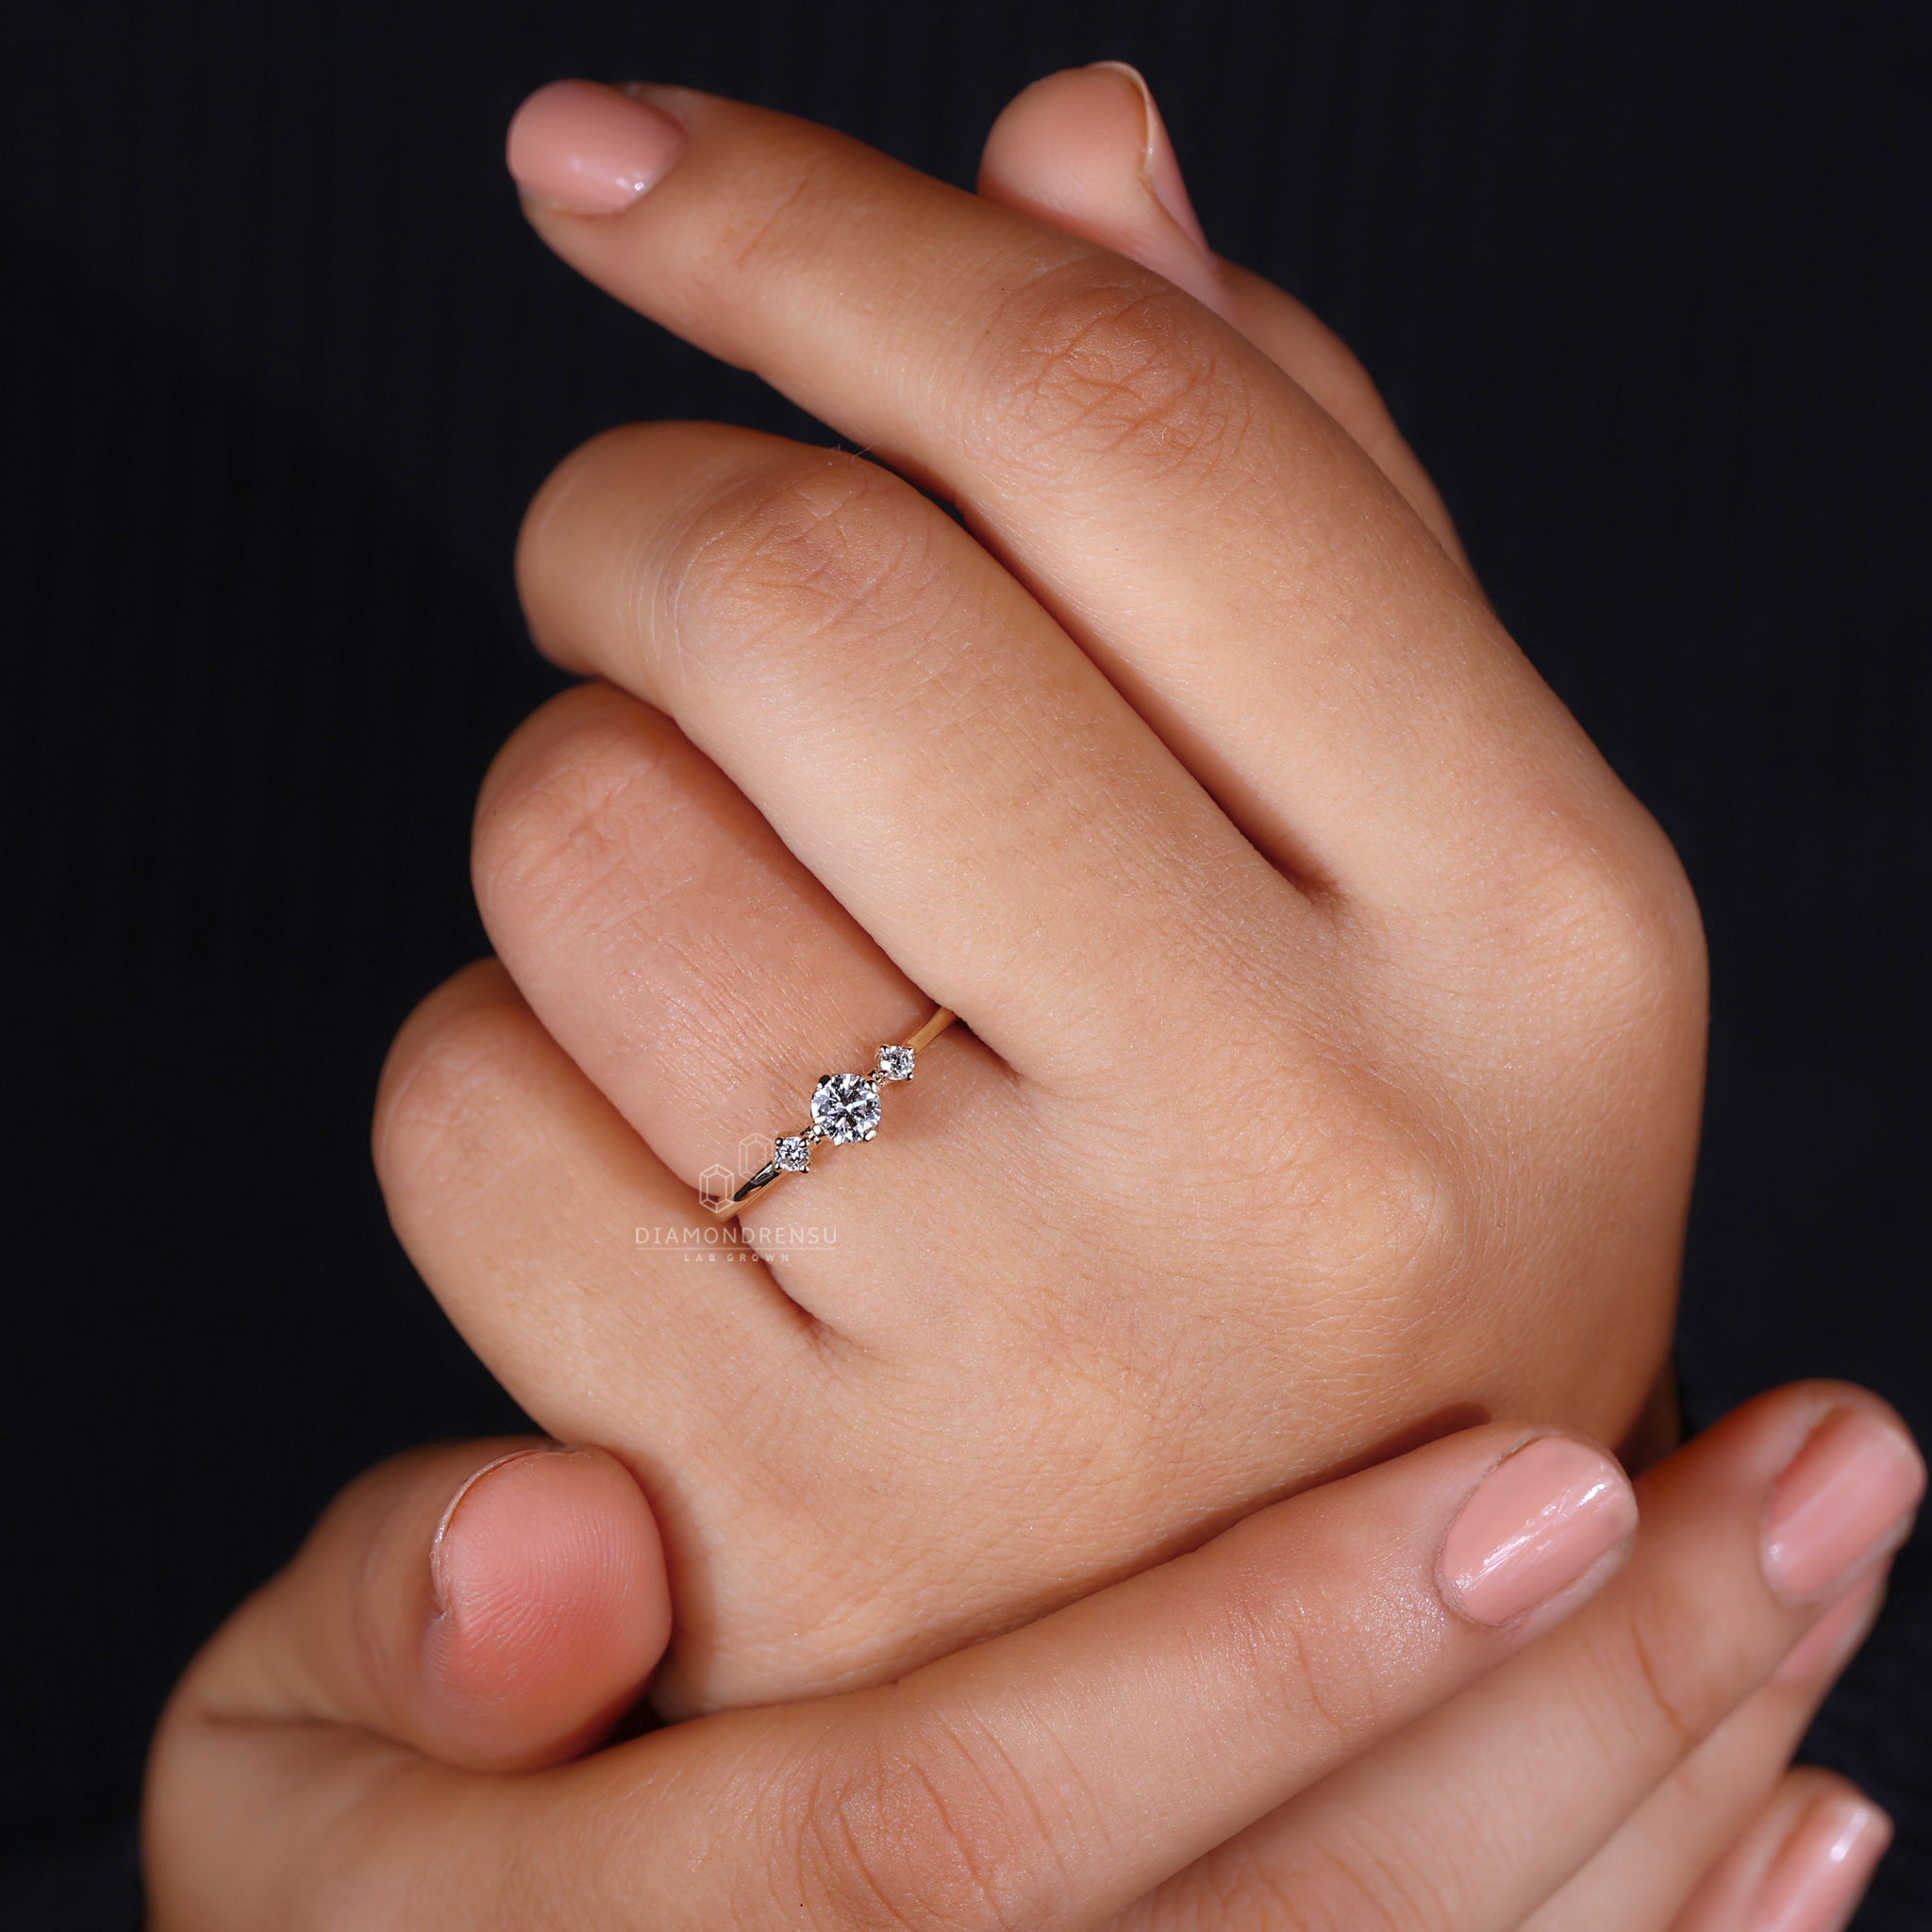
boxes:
[470,675,1031,1317]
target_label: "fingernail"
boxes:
[1441,1436,1638,1626]
[1750,1794,1890,1932]
[1774,1567,1889,1687]
[1087,61,1210,255]
[507,79,686,215]
[1764,1408,1924,1607]
[430,1444,574,1618]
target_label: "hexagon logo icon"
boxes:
[696,1162,734,1213]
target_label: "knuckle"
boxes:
[1263,1097,1469,1315]
[709,140,848,285]
[1133,1021,1474,1352]
[1156,1524,1421,1788]
[663,452,953,685]
[1212,1565,1359,1749]
[1318,1115,1467,1303]
[472,689,678,942]
[1203,1823,1452,1932]
[768,1714,1073,1932]
[1508,806,1708,1037]
[974,260,1254,483]
[1583,1568,1737,1765]
[1621,1590,1730,1757]
[371,967,540,1205]
[515,420,663,614]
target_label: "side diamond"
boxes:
[876,1043,915,1082]
[774,1135,812,1173]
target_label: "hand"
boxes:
[375,66,1706,1710]
[143,1385,1921,1929]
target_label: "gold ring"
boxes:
[702,1006,957,1219]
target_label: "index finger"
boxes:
[1124,1383,1923,1932]
[375,1425,1635,1928]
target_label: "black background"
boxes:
[4,1,1928,1924]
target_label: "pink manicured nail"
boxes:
[1764,1409,1924,1607]
[507,80,686,214]
[1750,1794,1890,1932]
[1774,1569,1888,1687]
[1086,61,1209,254]
[1441,1436,1638,1626]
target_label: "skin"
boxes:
[375,67,1706,1718]
[144,1383,1918,1927]
[142,72,1921,1927]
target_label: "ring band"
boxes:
[702,1006,957,1219]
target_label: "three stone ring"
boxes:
[702,1006,958,1219]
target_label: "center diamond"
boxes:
[810,1072,882,1143]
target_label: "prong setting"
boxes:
[811,1072,882,1143]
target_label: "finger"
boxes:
[470,679,1031,1298]
[1521,1569,1889,1929]
[976,61,1470,567]
[1673,1769,1891,1932]
[683,1428,1630,1929]
[375,954,931,1715]
[505,81,1610,910]
[161,1438,671,1774]
[1119,1382,1922,1932]
[511,415,1299,1086]
[164,1424,1639,1929]
[371,959,831,1494]
[375,953,818,1349]
[1208,258,1474,571]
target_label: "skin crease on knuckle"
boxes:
[533,122,1701,1079]
[768,1713,1079,1932]
[961,252,1258,493]
[1602,1570,1744,1763]
[525,426,979,728]
[475,694,691,952]
[372,970,553,1210]
[1248,1826,1455,1932]
[1167,1840,1344,1932]
[545,435,1056,834]
[694,128,867,327]
[661,455,964,696]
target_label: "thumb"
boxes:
[165,1438,671,1773]
[978,62,1470,568]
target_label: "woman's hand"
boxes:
[376,69,1704,1710]
[143,1385,1921,1930]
